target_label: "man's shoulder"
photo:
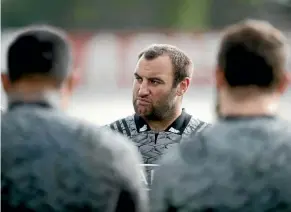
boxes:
[154,123,218,182]
[3,109,140,171]
[107,114,135,126]
[70,119,141,168]
[3,108,133,151]
[74,117,138,156]
[152,118,291,208]
[104,114,136,137]
[205,117,291,143]
[1,107,81,131]
[183,116,211,136]
[178,117,291,172]
[151,143,185,190]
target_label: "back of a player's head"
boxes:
[7,25,72,86]
[217,19,288,90]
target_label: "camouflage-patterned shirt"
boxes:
[2,99,148,212]
[150,116,291,212]
[108,109,210,186]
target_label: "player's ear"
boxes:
[277,71,290,94]
[60,71,79,109]
[176,77,190,96]
[1,72,11,93]
[215,66,227,90]
[63,70,80,94]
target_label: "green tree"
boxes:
[175,0,211,30]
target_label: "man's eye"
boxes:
[150,80,160,84]
[135,77,142,82]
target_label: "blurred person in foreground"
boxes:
[1,26,147,212]
[150,19,291,212]
[107,44,210,187]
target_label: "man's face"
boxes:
[132,55,178,121]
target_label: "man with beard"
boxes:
[107,44,210,187]
[150,20,291,212]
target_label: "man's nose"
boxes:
[138,82,150,97]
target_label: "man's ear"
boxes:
[215,66,227,90]
[62,71,79,96]
[1,73,11,93]
[277,71,291,94]
[60,70,80,107]
[176,77,191,96]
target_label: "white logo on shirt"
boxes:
[168,127,180,134]
[139,164,159,187]
[139,125,148,132]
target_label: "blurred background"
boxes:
[1,0,291,125]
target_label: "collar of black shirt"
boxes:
[134,108,192,135]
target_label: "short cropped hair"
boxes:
[7,25,72,85]
[138,44,193,87]
[217,19,288,89]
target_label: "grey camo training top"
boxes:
[150,116,291,212]
[107,109,210,187]
[1,100,148,212]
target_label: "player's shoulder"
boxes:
[79,118,134,149]
[104,114,136,137]
[273,118,291,133]
[151,141,188,194]
[185,116,212,135]
[1,107,81,134]
[18,109,137,158]
[182,117,291,161]
[89,124,143,174]
[152,125,216,189]
[106,114,134,127]
[148,117,212,173]
[67,118,141,171]
[270,118,291,145]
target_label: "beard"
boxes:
[133,90,176,121]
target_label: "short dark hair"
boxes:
[138,44,193,87]
[7,25,72,85]
[217,19,288,89]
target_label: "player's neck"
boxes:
[220,92,279,117]
[7,82,64,109]
[146,106,182,132]
[8,79,59,94]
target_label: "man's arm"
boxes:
[111,133,148,212]
[149,147,182,212]
[149,164,171,212]
[80,123,147,212]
